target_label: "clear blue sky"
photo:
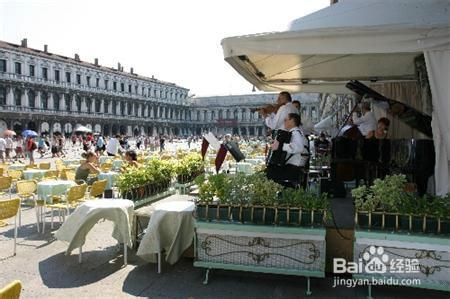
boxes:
[0,0,329,96]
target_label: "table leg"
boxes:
[157,252,161,274]
[367,284,373,299]
[202,268,210,285]
[78,246,82,264]
[124,244,127,266]
[306,276,312,296]
[42,206,45,233]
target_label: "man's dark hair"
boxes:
[288,113,301,126]
[378,117,390,127]
[292,100,300,106]
[115,134,121,138]
[279,91,292,102]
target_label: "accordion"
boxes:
[268,130,292,166]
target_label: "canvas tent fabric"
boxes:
[222,0,450,195]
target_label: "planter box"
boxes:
[354,230,450,293]
[194,222,326,287]
[195,204,327,227]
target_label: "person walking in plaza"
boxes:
[5,135,13,162]
[26,136,37,165]
[0,136,6,163]
[96,135,105,155]
[106,135,122,156]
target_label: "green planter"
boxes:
[425,216,438,234]
[384,213,397,231]
[313,210,325,226]
[371,212,383,229]
[218,205,229,221]
[289,208,301,226]
[196,204,207,221]
[399,215,412,232]
[301,210,312,226]
[412,215,424,233]
[356,212,370,229]
[440,219,450,234]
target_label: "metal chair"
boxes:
[0,198,21,255]
[39,162,51,170]
[43,170,58,180]
[0,176,13,198]
[87,179,107,200]
[46,183,88,229]
[16,180,41,232]
[0,280,22,299]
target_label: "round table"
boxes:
[37,180,76,203]
[63,158,85,166]
[8,164,26,171]
[236,162,253,174]
[98,171,119,190]
[99,156,113,165]
[23,169,48,181]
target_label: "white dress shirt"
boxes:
[265,102,298,131]
[352,111,377,136]
[106,138,120,155]
[281,127,308,167]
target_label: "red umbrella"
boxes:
[3,130,16,137]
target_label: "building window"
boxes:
[66,72,71,83]
[104,79,109,90]
[86,98,92,113]
[120,102,125,115]
[311,107,317,119]
[95,99,101,113]
[42,67,48,80]
[112,101,116,114]
[76,96,82,112]
[0,60,6,72]
[54,94,60,110]
[86,76,91,87]
[54,70,60,82]
[41,92,48,109]
[29,65,35,77]
[65,95,71,111]
[128,84,132,93]
[142,87,145,95]
[76,74,81,84]
[113,82,117,91]
[121,83,125,92]
[28,90,35,108]
[96,78,100,87]
[0,86,6,105]
[14,62,21,75]
[14,89,21,106]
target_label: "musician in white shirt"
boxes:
[268,113,308,187]
[263,92,298,131]
[292,100,314,135]
[352,102,377,137]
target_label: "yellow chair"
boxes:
[43,170,58,180]
[39,162,51,170]
[60,169,76,181]
[16,180,41,232]
[0,198,21,255]
[100,163,112,172]
[0,280,22,299]
[0,176,12,198]
[0,167,4,177]
[47,183,88,229]
[86,179,107,200]
[25,164,38,170]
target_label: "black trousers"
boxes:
[267,163,304,188]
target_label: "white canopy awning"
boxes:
[222,0,450,195]
[222,0,450,93]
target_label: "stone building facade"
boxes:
[0,39,320,137]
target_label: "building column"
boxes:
[100,99,105,113]
[22,90,29,107]
[35,91,41,109]
[6,86,14,106]
[48,93,54,110]
[81,98,87,112]
[60,94,66,110]
[71,95,77,111]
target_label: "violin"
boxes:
[251,103,282,116]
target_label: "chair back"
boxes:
[44,170,58,180]
[0,198,20,221]
[39,162,51,170]
[25,164,38,170]
[66,184,88,204]
[90,179,107,198]
[0,167,4,176]
[0,176,12,190]
[16,180,37,196]
[8,170,23,181]
[100,163,112,172]
[61,169,76,181]
[0,280,22,299]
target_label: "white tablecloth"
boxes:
[23,169,48,180]
[98,172,118,190]
[37,180,76,204]
[137,201,195,265]
[55,199,134,254]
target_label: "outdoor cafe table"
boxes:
[63,158,85,166]
[23,169,48,180]
[236,162,253,174]
[137,200,195,273]
[244,158,264,165]
[98,171,119,190]
[55,199,134,265]
[8,164,26,171]
[37,180,76,204]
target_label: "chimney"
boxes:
[117,62,121,70]
[44,44,48,53]
[21,38,28,47]
[94,58,99,66]
[130,67,134,74]
[74,53,80,61]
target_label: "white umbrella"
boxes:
[74,125,92,133]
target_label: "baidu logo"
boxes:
[363,246,389,274]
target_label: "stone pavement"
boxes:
[1,205,449,298]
